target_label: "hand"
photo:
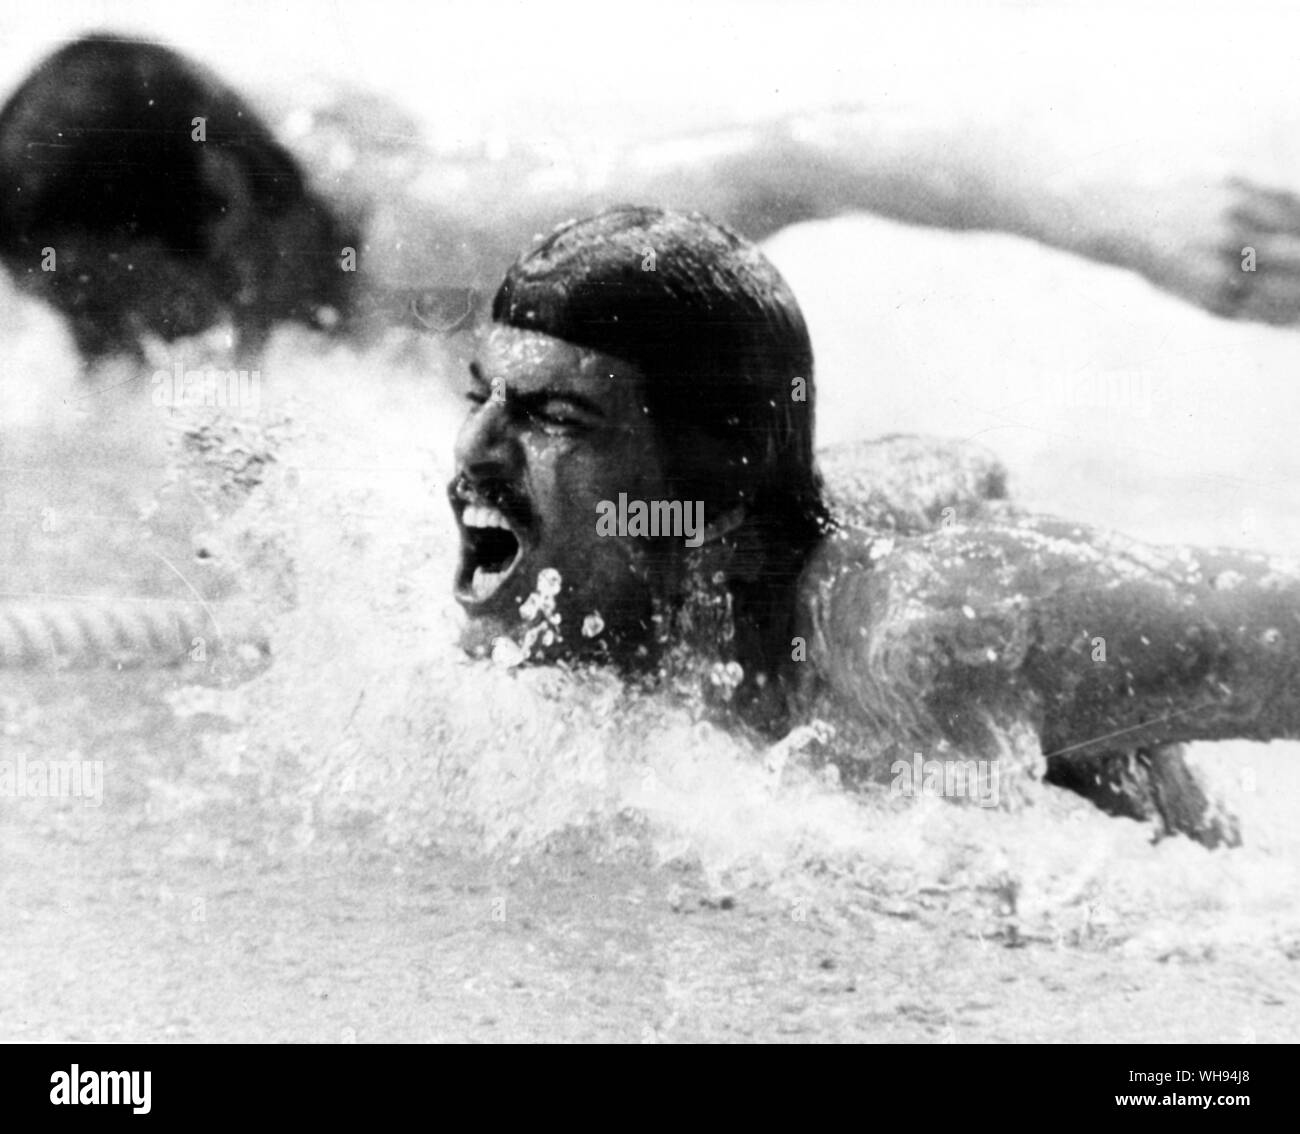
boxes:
[1133,176,1300,326]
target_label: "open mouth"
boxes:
[454,499,526,608]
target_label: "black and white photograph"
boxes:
[0,0,1295,1076]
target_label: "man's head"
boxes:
[449,206,828,676]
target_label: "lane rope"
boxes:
[0,599,266,669]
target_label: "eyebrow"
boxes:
[467,361,607,419]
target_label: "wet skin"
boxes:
[449,332,1300,846]
[449,326,679,658]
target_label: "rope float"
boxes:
[0,598,267,669]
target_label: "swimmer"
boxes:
[449,206,1300,846]
[8,30,1300,364]
[0,33,355,360]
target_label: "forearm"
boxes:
[806,518,1300,761]
[632,105,1148,260]
[607,105,1057,242]
[401,102,1132,262]
[1025,541,1300,756]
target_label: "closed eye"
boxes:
[465,361,493,407]
[517,389,604,431]
[529,400,588,427]
[464,363,603,430]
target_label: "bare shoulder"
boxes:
[818,433,1009,534]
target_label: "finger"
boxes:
[1236,235,1300,272]
[1221,251,1300,326]
[1237,274,1300,325]
[1226,175,1300,234]
[1201,242,1253,319]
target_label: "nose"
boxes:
[454,398,520,483]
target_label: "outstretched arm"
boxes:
[616,110,1300,327]
[803,514,1300,765]
[355,101,1300,328]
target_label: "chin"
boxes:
[447,482,666,665]
[456,576,656,666]
[455,612,513,659]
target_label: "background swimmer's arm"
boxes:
[612,110,1300,327]
[323,94,1300,327]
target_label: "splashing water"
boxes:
[2,259,1297,972]
[112,321,1299,962]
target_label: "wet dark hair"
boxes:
[492,206,831,723]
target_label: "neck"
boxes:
[645,521,820,736]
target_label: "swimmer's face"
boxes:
[449,325,673,659]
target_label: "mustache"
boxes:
[449,472,533,528]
